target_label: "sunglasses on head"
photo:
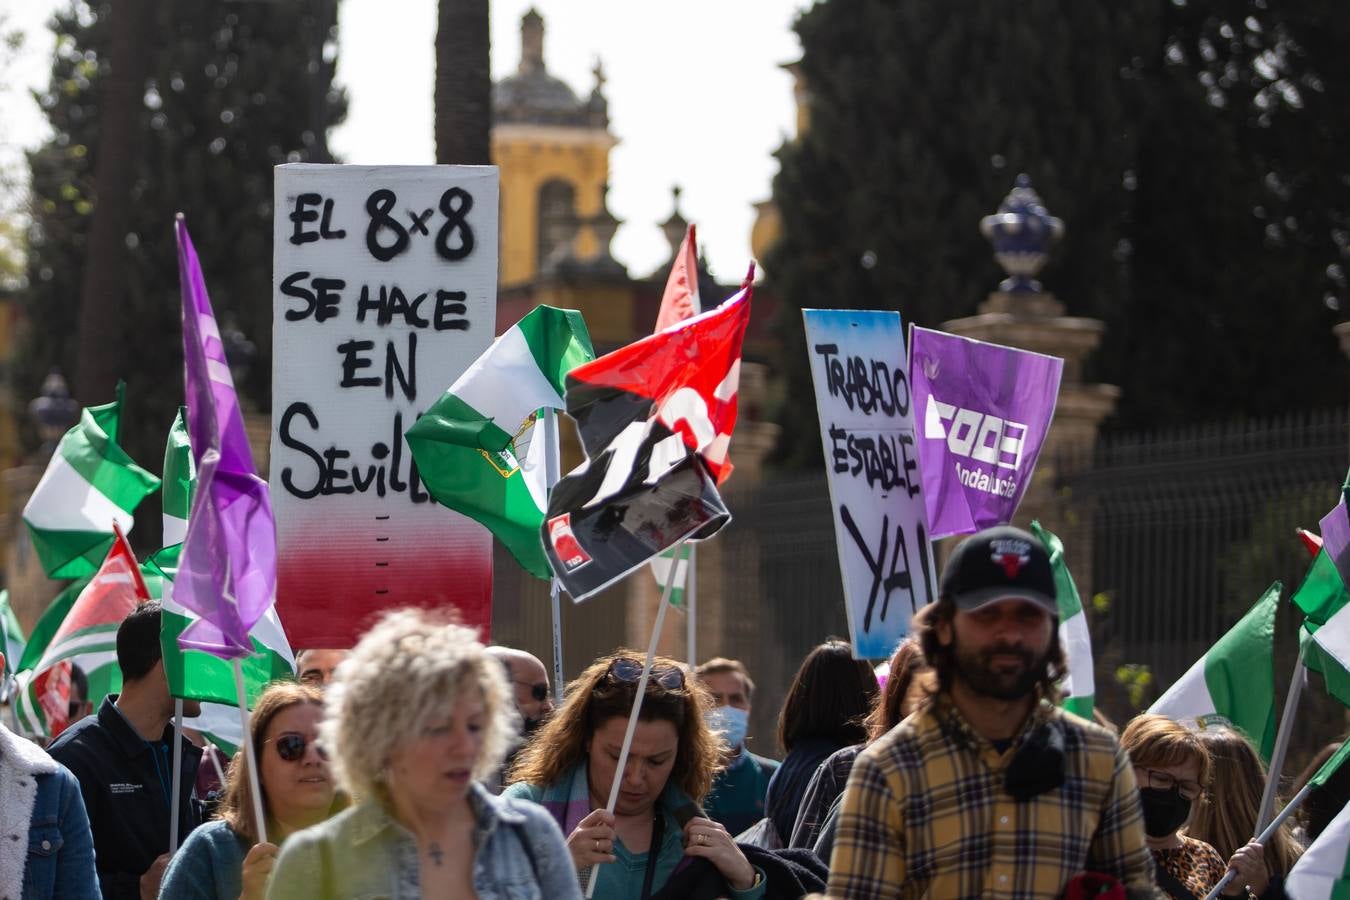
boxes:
[607,657,686,691]
[267,732,328,763]
[515,680,550,703]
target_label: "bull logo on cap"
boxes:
[990,538,1032,579]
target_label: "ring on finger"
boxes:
[696,832,708,846]
[594,839,601,852]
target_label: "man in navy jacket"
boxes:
[49,601,203,900]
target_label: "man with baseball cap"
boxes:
[828,525,1159,899]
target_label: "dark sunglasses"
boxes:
[607,657,686,691]
[514,680,550,703]
[268,732,328,763]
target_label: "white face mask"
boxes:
[706,705,749,750]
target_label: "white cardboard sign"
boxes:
[270,164,498,648]
[802,309,937,659]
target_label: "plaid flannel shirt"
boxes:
[826,696,1159,900]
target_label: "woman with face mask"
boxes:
[1120,715,1266,899]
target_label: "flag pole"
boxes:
[169,698,184,854]
[1204,780,1315,900]
[544,407,565,703]
[1256,643,1307,831]
[233,658,267,844]
[686,544,697,669]
[584,537,685,899]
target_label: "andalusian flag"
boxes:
[1031,522,1093,719]
[22,384,160,578]
[0,591,24,677]
[1148,583,1279,760]
[650,543,692,609]
[161,407,194,546]
[152,411,293,720]
[1283,741,1350,898]
[407,306,594,578]
[0,591,25,704]
[16,528,149,737]
[1300,485,1350,707]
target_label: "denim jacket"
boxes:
[0,723,99,900]
[266,783,581,900]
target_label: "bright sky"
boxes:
[1,0,809,282]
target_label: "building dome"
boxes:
[494,9,607,128]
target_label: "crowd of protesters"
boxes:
[2,524,1348,898]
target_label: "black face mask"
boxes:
[1139,787,1191,838]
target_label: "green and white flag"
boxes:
[1295,542,1350,707]
[22,384,160,579]
[1148,582,1279,760]
[1031,522,1093,719]
[152,410,293,750]
[650,543,692,609]
[407,306,594,579]
[0,591,25,677]
[161,407,194,546]
[1283,741,1350,899]
[0,590,25,704]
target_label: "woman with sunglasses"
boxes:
[160,682,341,899]
[266,608,580,900]
[1120,715,1266,898]
[503,652,769,899]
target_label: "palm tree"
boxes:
[434,0,492,165]
[76,0,152,404]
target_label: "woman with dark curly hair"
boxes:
[504,651,768,899]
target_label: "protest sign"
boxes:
[803,309,936,659]
[271,165,497,647]
[909,327,1063,538]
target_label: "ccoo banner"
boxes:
[803,309,936,660]
[270,164,498,648]
[909,327,1062,538]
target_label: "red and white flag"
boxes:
[18,524,150,736]
[654,224,701,332]
[543,287,751,600]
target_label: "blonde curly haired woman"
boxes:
[265,608,580,900]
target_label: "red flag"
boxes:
[654,224,701,332]
[572,285,749,485]
[35,662,73,738]
[1298,527,1324,559]
[28,524,149,736]
[543,287,751,599]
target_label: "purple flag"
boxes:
[174,217,277,659]
[1319,486,1350,588]
[909,327,1063,538]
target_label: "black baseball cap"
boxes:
[939,525,1058,615]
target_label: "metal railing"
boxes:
[491,407,1350,769]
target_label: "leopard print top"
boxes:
[1152,834,1228,899]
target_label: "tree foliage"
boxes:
[18,0,345,491]
[768,0,1348,467]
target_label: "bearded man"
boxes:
[827,525,1161,899]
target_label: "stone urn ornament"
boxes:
[979,174,1064,294]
